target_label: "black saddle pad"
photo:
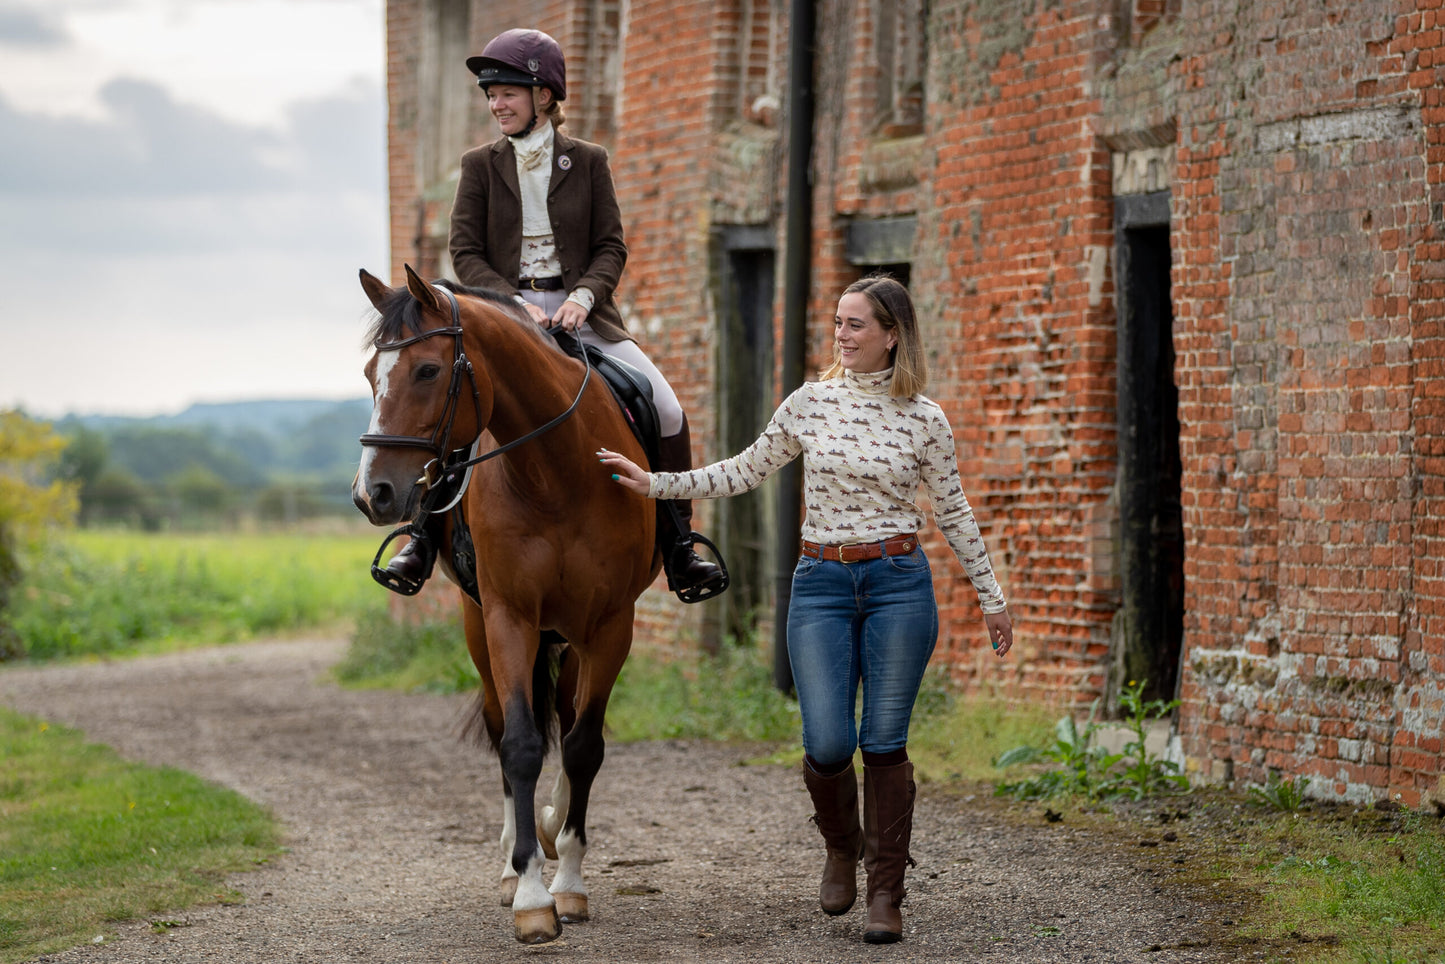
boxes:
[551,330,661,469]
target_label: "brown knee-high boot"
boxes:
[862,761,916,943]
[802,761,864,915]
[655,415,724,595]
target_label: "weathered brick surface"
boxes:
[385,0,1445,804]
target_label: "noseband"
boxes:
[359,286,592,491]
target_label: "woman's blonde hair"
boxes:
[537,88,565,127]
[820,273,927,397]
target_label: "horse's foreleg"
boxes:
[498,690,559,944]
[462,604,521,909]
[549,704,605,923]
[498,775,518,907]
[548,621,630,926]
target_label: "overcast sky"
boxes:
[0,0,388,418]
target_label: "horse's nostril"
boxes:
[371,481,395,512]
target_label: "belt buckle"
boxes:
[835,541,868,563]
[527,278,542,291]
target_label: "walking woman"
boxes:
[381,27,723,598]
[599,274,1013,943]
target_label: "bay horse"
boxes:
[350,266,659,944]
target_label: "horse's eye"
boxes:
[418,364,442,381]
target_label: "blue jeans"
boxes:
[786,547,940,766]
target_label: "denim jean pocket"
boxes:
[794,554,824,578]
[884,546,931,574]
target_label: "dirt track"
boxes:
[2,638,1247,963]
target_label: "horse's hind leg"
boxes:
[537,646,578,863]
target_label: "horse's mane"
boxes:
[364,279,560,354]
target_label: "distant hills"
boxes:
[55,398,375,524]
[67,398,372,437]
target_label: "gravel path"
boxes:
[2,638,1244,963]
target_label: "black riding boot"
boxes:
[383,519,439,588]
[656,417,725,596]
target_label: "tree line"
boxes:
[54,400,371,529]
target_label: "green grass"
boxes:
[9,529,385,662]
[1221,808,1445,962]
[0,706,282,963]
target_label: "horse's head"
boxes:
[352,266,491,525]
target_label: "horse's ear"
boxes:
[403,264,441,313]
[358,269,393,311]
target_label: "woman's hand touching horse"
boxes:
[598,449,651,495]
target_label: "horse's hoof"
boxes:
[514,904,562,944]
[536,819,559,861]
[499,876,518,907]
[553,891,589,923]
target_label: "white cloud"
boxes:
[0,0,388,417]
[0,0,383,127]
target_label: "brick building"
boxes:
[382,0,1445,807]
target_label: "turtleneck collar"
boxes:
[843,366,894,396]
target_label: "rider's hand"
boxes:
[553,301,590,333]
[523,302,549,325]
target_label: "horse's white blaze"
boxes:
[499,795,519,884]
[549,827,587,897]
[510,852,552,912]
[355,349,402,497]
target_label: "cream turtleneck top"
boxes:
[647,368,1007,613]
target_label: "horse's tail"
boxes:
[532,630,563,750]
[462,630,562,755]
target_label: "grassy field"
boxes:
[0,706,282,964]
[9,529,385,662]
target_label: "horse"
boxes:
[351,266,660,944]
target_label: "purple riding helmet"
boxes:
[466,28,567,101]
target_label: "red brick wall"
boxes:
[385,0,1445,803]
[1148,0,1441,804]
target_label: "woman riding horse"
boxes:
[353,266,658,944]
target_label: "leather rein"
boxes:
[359,286,592,493]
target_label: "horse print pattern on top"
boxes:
[648,368,1007,614]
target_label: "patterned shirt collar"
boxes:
[842,366,895,396]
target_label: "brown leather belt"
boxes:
[800,534,918,563]
[520,276,564,291]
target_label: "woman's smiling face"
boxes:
[487,84,537,136]
[834,291,897,373]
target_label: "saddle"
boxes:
[550,330,662,467]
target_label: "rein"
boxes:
[359,286,592,491]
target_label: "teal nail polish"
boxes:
[611,474,619,481]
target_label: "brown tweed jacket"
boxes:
[448,129,630,342]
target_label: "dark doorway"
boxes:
[1114,193,1184,706]
[712,235,777,649]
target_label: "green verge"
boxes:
[0,707,282,963]
[1209,804,1445,963]
[10,529,384,662]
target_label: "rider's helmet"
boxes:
[465,28,567,101]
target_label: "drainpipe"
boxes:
[773,0,815,694]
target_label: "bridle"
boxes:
[359,285,592,493]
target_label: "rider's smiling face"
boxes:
[487,84,544,136]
